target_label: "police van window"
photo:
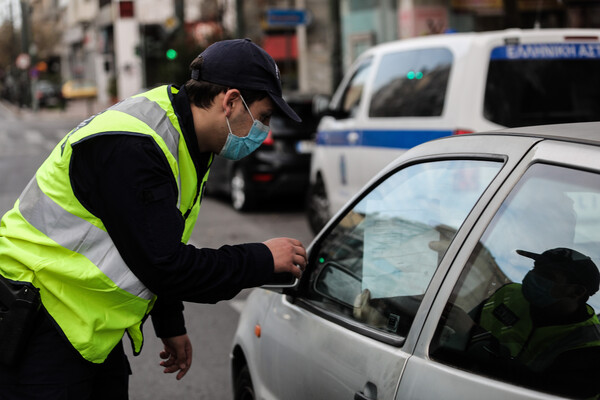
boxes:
[336,59,373,118]
[431,163,600,399]
[307,159,501,342]
[369,48,453,118]
[484,43,600,127]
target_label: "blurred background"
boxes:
[0,0,599,113]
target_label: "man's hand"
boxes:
[159,334,192,380]
[263,237,307,278]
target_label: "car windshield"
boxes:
[484,43,600,127]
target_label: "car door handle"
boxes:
[354,382,377,400]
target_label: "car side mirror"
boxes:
[314,262,361,306]
[312,94,331,117]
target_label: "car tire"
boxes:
[234,365,255,400]
[306,176,330,234]
[231,168,256,211]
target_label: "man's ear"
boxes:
[222,89,241,117]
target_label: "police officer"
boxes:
[0,39,307,399]
[473,247,600,397]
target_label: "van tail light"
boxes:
[453,129,474,135]
[252,173,274,182]
[263,130,274,146]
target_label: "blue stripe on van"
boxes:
[316,129,453,149]
[490,43,600,60]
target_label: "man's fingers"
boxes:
[264,237,308,275]
[158,334,193,380]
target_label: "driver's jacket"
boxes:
[479,283,600,372]
[0,86,211,363]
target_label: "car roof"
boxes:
[361,28,600,57]
[470,122,600,147]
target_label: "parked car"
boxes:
[34,80,65,109]
[231,122,600,400]
[61,79,98,100]
[206,93,320,211]
[307,28,600,233]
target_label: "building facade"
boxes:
[28,0,600,109]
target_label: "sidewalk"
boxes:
[0,98,106,122]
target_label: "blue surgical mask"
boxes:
[219,96,269,160]
[522,271,559,308]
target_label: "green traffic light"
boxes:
[407,70,423,80]
[166,49,178,60]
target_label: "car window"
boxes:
[336,58,373,118]
[369,48,453,117]
[306,159,502,341]
[431,163,600,399]
[484,43,600,127]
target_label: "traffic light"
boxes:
[407,70,423,80]
[166,48,178,60]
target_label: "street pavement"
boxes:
[0,98,106,123]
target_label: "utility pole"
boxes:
[329,0,342,91]
[19,0,33,108]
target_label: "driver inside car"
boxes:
[447,247,600,398]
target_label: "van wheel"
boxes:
[306,177,330,234]
[231,168,255,211]
[234,365,255,400]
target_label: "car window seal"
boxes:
[293,297,406,347]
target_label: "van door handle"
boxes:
[347,131,359,145]
[354,382,377,400]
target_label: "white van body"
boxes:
[307,28,600,232]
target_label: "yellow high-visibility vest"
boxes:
[480,283,600,372]
[0,85,211,363]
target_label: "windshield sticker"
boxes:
[491,43,600,60]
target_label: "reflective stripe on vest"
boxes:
[18,176,153,300]
[107,96,183,208]
[0,85,206,363]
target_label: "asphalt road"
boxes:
[0,101,314,399]
[127,195,313,400]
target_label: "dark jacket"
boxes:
[69,85,274,338]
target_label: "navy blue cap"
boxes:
[517,247,600,295]
[191,38,301,122]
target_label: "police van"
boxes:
[307,28,600,233]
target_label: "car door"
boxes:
[258,135,535,400]
[397,139,600,399]
[313,57,372,214]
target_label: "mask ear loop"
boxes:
[225,116,233,133]
[239,95,256,121]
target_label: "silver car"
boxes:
[231,122,600,400]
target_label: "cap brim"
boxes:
[516,249,540,260]
[269,94,302,123]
